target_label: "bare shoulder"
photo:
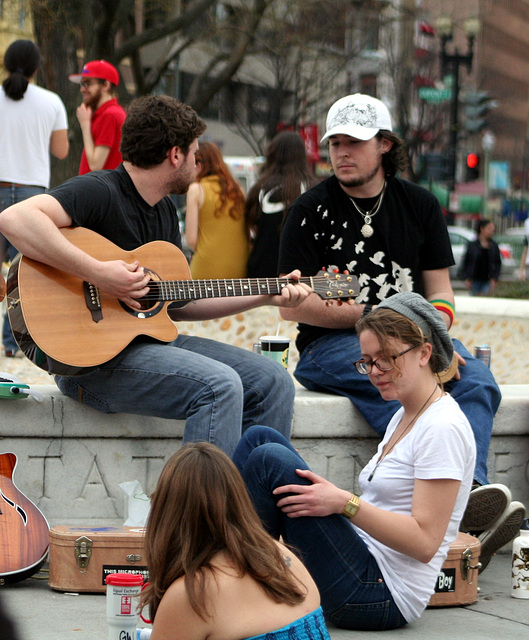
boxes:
[153,576,210,640]
[275,541,320,604]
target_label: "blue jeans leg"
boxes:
[55,335,295,456]
[470,280,491,296]
[0,185,45,352]
[294,331,499,486]
[233,426,407,631]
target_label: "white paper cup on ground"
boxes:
[259,335,290,368]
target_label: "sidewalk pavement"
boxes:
[1,552,527,640]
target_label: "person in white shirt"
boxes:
[0,39,69,356]
[233,292,478,631]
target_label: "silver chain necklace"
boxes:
[349,181,386,238]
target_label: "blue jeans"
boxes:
[233,426,408,631]
[294,332,500,486]
[0,185,46,352]
[470,280,491,296]
[55,334,295,456]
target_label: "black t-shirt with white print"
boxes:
[279,175,454,353]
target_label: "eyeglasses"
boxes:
[80,79,100,88]
[354,344,419,375]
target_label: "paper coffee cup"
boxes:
[259,335,290,368]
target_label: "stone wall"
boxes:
[0,295,528,527]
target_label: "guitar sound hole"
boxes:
[119,269,163,319]
[137,297,157,311]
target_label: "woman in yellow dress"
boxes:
[186,142,249,278]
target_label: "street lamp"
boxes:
[436,16,480,211]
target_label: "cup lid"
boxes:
[106,572,144,586]
[259,335,290,342]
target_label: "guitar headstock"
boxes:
[311,270,359,301]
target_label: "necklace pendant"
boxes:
[361,223,373,238]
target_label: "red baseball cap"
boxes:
[69,60,119,86]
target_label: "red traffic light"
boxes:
[466,152,480,169]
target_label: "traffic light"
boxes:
[461,90,498,134]
[465,152,480,181]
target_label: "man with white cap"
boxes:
[68,60,126,175]
[278,94,522,570]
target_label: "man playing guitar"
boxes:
[0,95,311,456]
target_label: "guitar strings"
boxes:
[123,276,356,300]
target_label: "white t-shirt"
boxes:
[354,394,476,623]
[0,83,68,188]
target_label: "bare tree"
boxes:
[30,0,274,181]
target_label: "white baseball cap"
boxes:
[320,93,393,143]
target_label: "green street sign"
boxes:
[418,87,452,103]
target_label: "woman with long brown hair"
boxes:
[245,131,317,277]
[185,142,249,278]
[141,442,328,640]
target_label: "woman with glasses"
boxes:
[232,292,476,631]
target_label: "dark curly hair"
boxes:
[120,95,206,169]
[377,130,409,177]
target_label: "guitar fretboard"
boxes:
[147,277,304,301]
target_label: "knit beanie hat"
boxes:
[376,292,454,373]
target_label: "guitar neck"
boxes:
[149,276,311,302]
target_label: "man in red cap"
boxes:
[69,60,126,175]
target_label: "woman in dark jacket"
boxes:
[459,219,502,295]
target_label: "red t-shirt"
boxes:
[78,98,126,175]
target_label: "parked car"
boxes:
[447,225,517,280]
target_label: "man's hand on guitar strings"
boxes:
[270,270,312,308]
[94,259,151,309]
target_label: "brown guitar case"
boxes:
[48,525,147,593]
[428,531,481,607]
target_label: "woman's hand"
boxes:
[273,469,350,518]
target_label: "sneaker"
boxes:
[478,501,526,573]
[460,484,512,533]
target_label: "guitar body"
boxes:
[0,453,49,584]
[7,227,189,375]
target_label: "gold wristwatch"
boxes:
[342,493,360,519]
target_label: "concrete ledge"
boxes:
[0,384,528,527]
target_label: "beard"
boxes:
[336,160,382,189]
[168,171,194,195]
[83,86,103,111]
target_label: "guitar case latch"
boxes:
[74,535,93,572]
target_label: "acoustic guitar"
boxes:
[0,453,49,584]
[6,227,358,376]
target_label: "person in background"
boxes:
[185,141,249,278]
[0,39,69,357]
[68,59,126,175]
[517,214,529,280]
[233,293,479,631]
[277,94,520,570]
[141,442,329,640]
[459,219,502,295]
[246,131,317,277]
